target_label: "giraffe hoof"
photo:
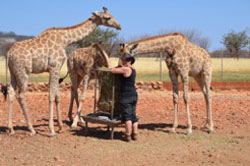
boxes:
[29,132,36,136]
[169,128,176,134]
[187,131,192,136]
[204,123,214,134]
[208,129,214,134]
[71,121,78,129]
[29,129,36,135]
[71,125,77,130]
[8,129,15,135]
[50,133,57,138]
[68,117,73,123]
[78,121,85,128]
[58,128,64,133]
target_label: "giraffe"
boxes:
[3,7,121,137]
[62,42,110,128]
[120,33,213,135]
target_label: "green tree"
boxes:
[222,29,249,59]
[247,27,250,52]
[77,27,119,56]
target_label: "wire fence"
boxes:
[0,55,250,83]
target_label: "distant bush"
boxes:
[211,49,250,58]
[0,31,34,56]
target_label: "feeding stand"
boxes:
[81,69,122,139]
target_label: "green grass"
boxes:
[212,71,250,82]
[136,72,170,82]
[211,58,250,72]
[0,57,250,82]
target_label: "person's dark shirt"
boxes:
[119,67,137,103]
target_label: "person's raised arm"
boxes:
[110,67,127,74]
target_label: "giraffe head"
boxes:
[92,7,122,30]
[120,43,139,57]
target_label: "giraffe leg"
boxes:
[8,75,16,135]
[70,75,81,128]
[169,70,179,134]
[48,70,60,137]
[194,73,214,133]
[68,87,75,122]
[55,89,63,133]
[78,75,89,124]
[17,90,36,135]
[203,73,213,133]
[68,72,79,122]
[71,75,89,128]
[16,74,36,135]
[181,74,192,135]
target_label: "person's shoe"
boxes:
[131,133,138,141]
[123,134,131,142]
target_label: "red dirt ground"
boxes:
[1,82,250,166]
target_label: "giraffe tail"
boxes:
[1,43,14,101]
[59,72,69,84]
[1,85,8,101]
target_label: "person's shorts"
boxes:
[120,96,138,123]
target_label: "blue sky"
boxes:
[1,0,249,51]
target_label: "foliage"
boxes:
[247,27,250,51]
[76,28,120,56]
[211,49,250,58]
[222,29,249,59]
[181,29,211,50]
[0,31,33,56]
[97,71,121,115]
[0,31,33,42]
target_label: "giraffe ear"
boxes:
[92,11,101,17]
[130,44,139,52]
[119,43,126,56]
[103,16,111,20]
[120,43,125,48]
[103,7,108,13]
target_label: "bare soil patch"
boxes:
[163,81,250,91]
[1,84,250,166]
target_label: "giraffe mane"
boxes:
[92,42,110,67]
[128,32,187,45]
[40,16,95,34]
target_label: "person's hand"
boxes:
[97,67,111,72]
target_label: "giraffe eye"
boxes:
[104,16,111,20]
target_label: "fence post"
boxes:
[221,51,224,80]
[159,53,163,81]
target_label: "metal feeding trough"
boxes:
[81,68,122,139]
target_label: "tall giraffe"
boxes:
[4,7,121,137]
[120,33,213,135]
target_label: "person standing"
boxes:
[110,53,138,142]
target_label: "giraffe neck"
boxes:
[62,17,99,47]
[43,16,99,48]
[128,34,184,55]
[93,43,110,67]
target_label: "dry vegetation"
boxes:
[0,57,250,82]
